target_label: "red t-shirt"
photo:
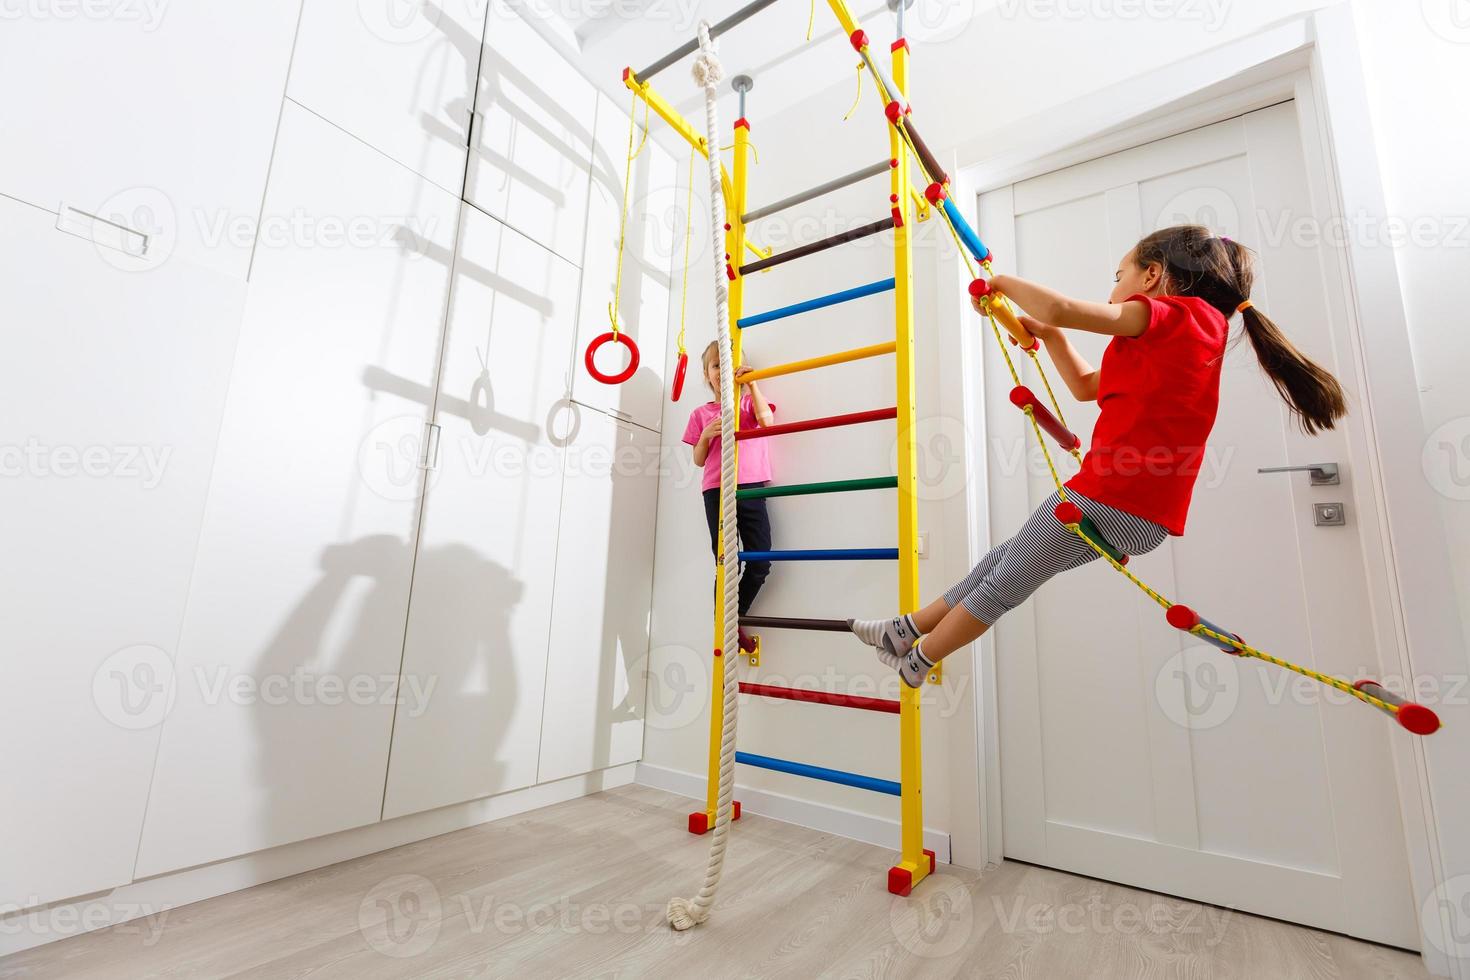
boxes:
[1065,294,1228,535]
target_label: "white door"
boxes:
[984,101,1419,947]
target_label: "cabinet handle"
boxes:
[420,422,442,471]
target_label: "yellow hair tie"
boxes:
[1236,299,1254,313]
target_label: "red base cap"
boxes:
[686,801,742,835]
[1397,703,1441,736]
[924,848,937,873]
[1166,605,1199,630]
[887,865,913,896]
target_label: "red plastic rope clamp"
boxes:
[849,29,868,51]
[884,100,902,124]
[968,278,992,299]
[1054,501,1084,526]
[671,350,688,402]
[924,182,946,204]
[584,331,640,385]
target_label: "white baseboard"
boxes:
[0,764,636,958]
[635,762,952,864]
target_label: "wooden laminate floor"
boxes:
[0,784,1430,979]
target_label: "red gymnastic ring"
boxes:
[671,351,689,402]
[584,331,640,385]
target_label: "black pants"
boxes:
[703,483,772,616]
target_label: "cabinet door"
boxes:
[0,2,300,280]
[467,0,594,265]
[537,410,658,783]
[134,104,460,877]
[570,93,674,432]
[0,198,244,909]
[288,0,487,194]
[383,207,578,819]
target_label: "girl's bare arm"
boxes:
[991,274,1149,339]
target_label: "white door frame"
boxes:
[933,9,1462,976]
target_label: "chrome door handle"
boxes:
[1256,463,1339,486]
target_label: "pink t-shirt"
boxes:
[682,395,776,492]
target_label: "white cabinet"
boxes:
[0,197,245,907]
[570,93,675,432]
[383,206,579,819]
[467,0,595,265]
[0,2,301,280]
[288,0,487,194]
[134,104,461,876]
[537,410,658,783]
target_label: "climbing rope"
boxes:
[668,21,742,931]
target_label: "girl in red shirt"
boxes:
[850,225,1347,686]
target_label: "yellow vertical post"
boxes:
[693,104,752,836]
[888,34,931,896]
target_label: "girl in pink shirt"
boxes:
[682,342,776,652]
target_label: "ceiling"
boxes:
[513,0,968,123]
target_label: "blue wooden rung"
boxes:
[942,197,990,264]
[739,548,898,561]
[735,751,900,796]
[737,277,896,328]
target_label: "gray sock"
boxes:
[897,641,934,688]
[847,614,920,658]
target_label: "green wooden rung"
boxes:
[736,476,899,500]
[1076,515,1127,564]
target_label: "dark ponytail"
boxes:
[1133,225,1347,435]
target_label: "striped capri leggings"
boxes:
[944,490,1169,625]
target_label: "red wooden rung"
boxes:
[739,681,900,714]
[1010,386,1081,450]
[735,406,897,441]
